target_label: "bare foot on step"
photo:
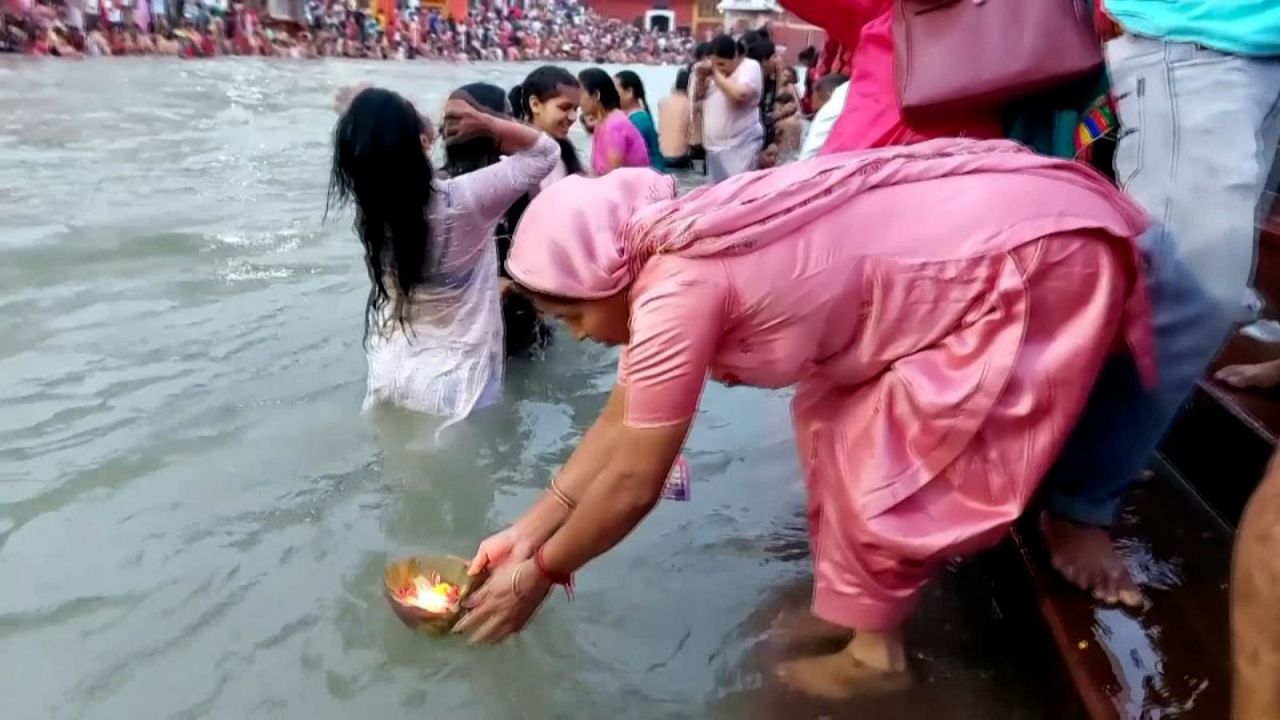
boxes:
[1215,360,1280,391]
[1039,510,1143,607]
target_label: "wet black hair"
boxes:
[745,36,775,65]
[509,65,585,177]
[327,87,433,344]
[775,91,795,105]
[674,67,690,93]
[442,82,508,177]
[710,34,738,60]
[694,41,712,61]
[577,67,622,112]
[614,70,652,120]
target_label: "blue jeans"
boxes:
[1044,34,1280,526]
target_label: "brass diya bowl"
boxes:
[383,554,482,633]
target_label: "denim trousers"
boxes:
[1044,34,1280,526]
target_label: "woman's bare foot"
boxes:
[1039,511,1143,607]
[1215,359,1280,390]
[774,631,908,700]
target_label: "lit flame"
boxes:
[396,574,461,613]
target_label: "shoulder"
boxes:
[631,255,728,313]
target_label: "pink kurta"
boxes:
[615,171,1145,630]
[508,141,1154,632]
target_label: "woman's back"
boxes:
[364,134,560,420]
[658,93,690,159]
[627,109,667,172]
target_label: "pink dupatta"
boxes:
[508,138,1156,387]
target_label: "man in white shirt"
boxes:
[799,73,850,161]
[697,34,763,183]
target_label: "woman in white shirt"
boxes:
[328,87,559,433]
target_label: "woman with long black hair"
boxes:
[614,70,666,172]
[327,87,559,432]
[509,65,586,186]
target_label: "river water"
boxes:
[0,58,1070,719]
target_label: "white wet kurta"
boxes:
[362,133,560,429]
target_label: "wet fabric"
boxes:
[362,133,559,432]
[509,139,1156,629]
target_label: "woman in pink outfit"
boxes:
[454,141,1154,698]
[781,0,1003,152]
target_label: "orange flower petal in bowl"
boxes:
[384,554,484,633]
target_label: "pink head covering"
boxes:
[510,138,1144,300]
[507,168,677,299]
[507,137,1158,388]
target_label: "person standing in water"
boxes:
[614,70,667,173]
[441,82,558,360]
[697,34,764,182]
[454,141,1158,700]
[658,68,692,170]
[509,65,586,190]
[327,88,559,430]
[577,67,650,175]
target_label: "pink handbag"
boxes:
[893,0,1104,120]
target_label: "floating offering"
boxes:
[384,554,481,632]
[395,574,462,614]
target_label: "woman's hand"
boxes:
[453,560,552,644]
[441,94,496,145]
[468,525,537,576]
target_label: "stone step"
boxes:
[1010,466,1232,720]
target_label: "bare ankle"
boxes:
[848,630,906,672]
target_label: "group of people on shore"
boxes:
[1,0,692,62]
[326,0,1280,712]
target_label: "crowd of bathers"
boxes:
[0,0,694,62]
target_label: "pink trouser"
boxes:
[791,234,1129,631]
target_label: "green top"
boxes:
[627,109,667,173]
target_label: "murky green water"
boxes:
[0,57,1071,720]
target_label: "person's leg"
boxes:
[1041,35,1280,603]
[778,236,1127,699]
[1232,450,1280,720]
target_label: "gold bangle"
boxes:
[511,560,528,599]
[549,478,577,511]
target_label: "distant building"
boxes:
[587,0,724,38]
[586,0,823,60]
[717,0,776,33]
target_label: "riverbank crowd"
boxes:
[0,0,693,62]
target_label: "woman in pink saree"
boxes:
[453,140,1155,698]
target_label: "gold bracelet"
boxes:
[549,478,577,511]
[511,560,528,599]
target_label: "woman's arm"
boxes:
[533,273,725,576]
[711,68,757,106]
[537,418,690,573]
[506,384,628,547]
[449,114,560,225]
